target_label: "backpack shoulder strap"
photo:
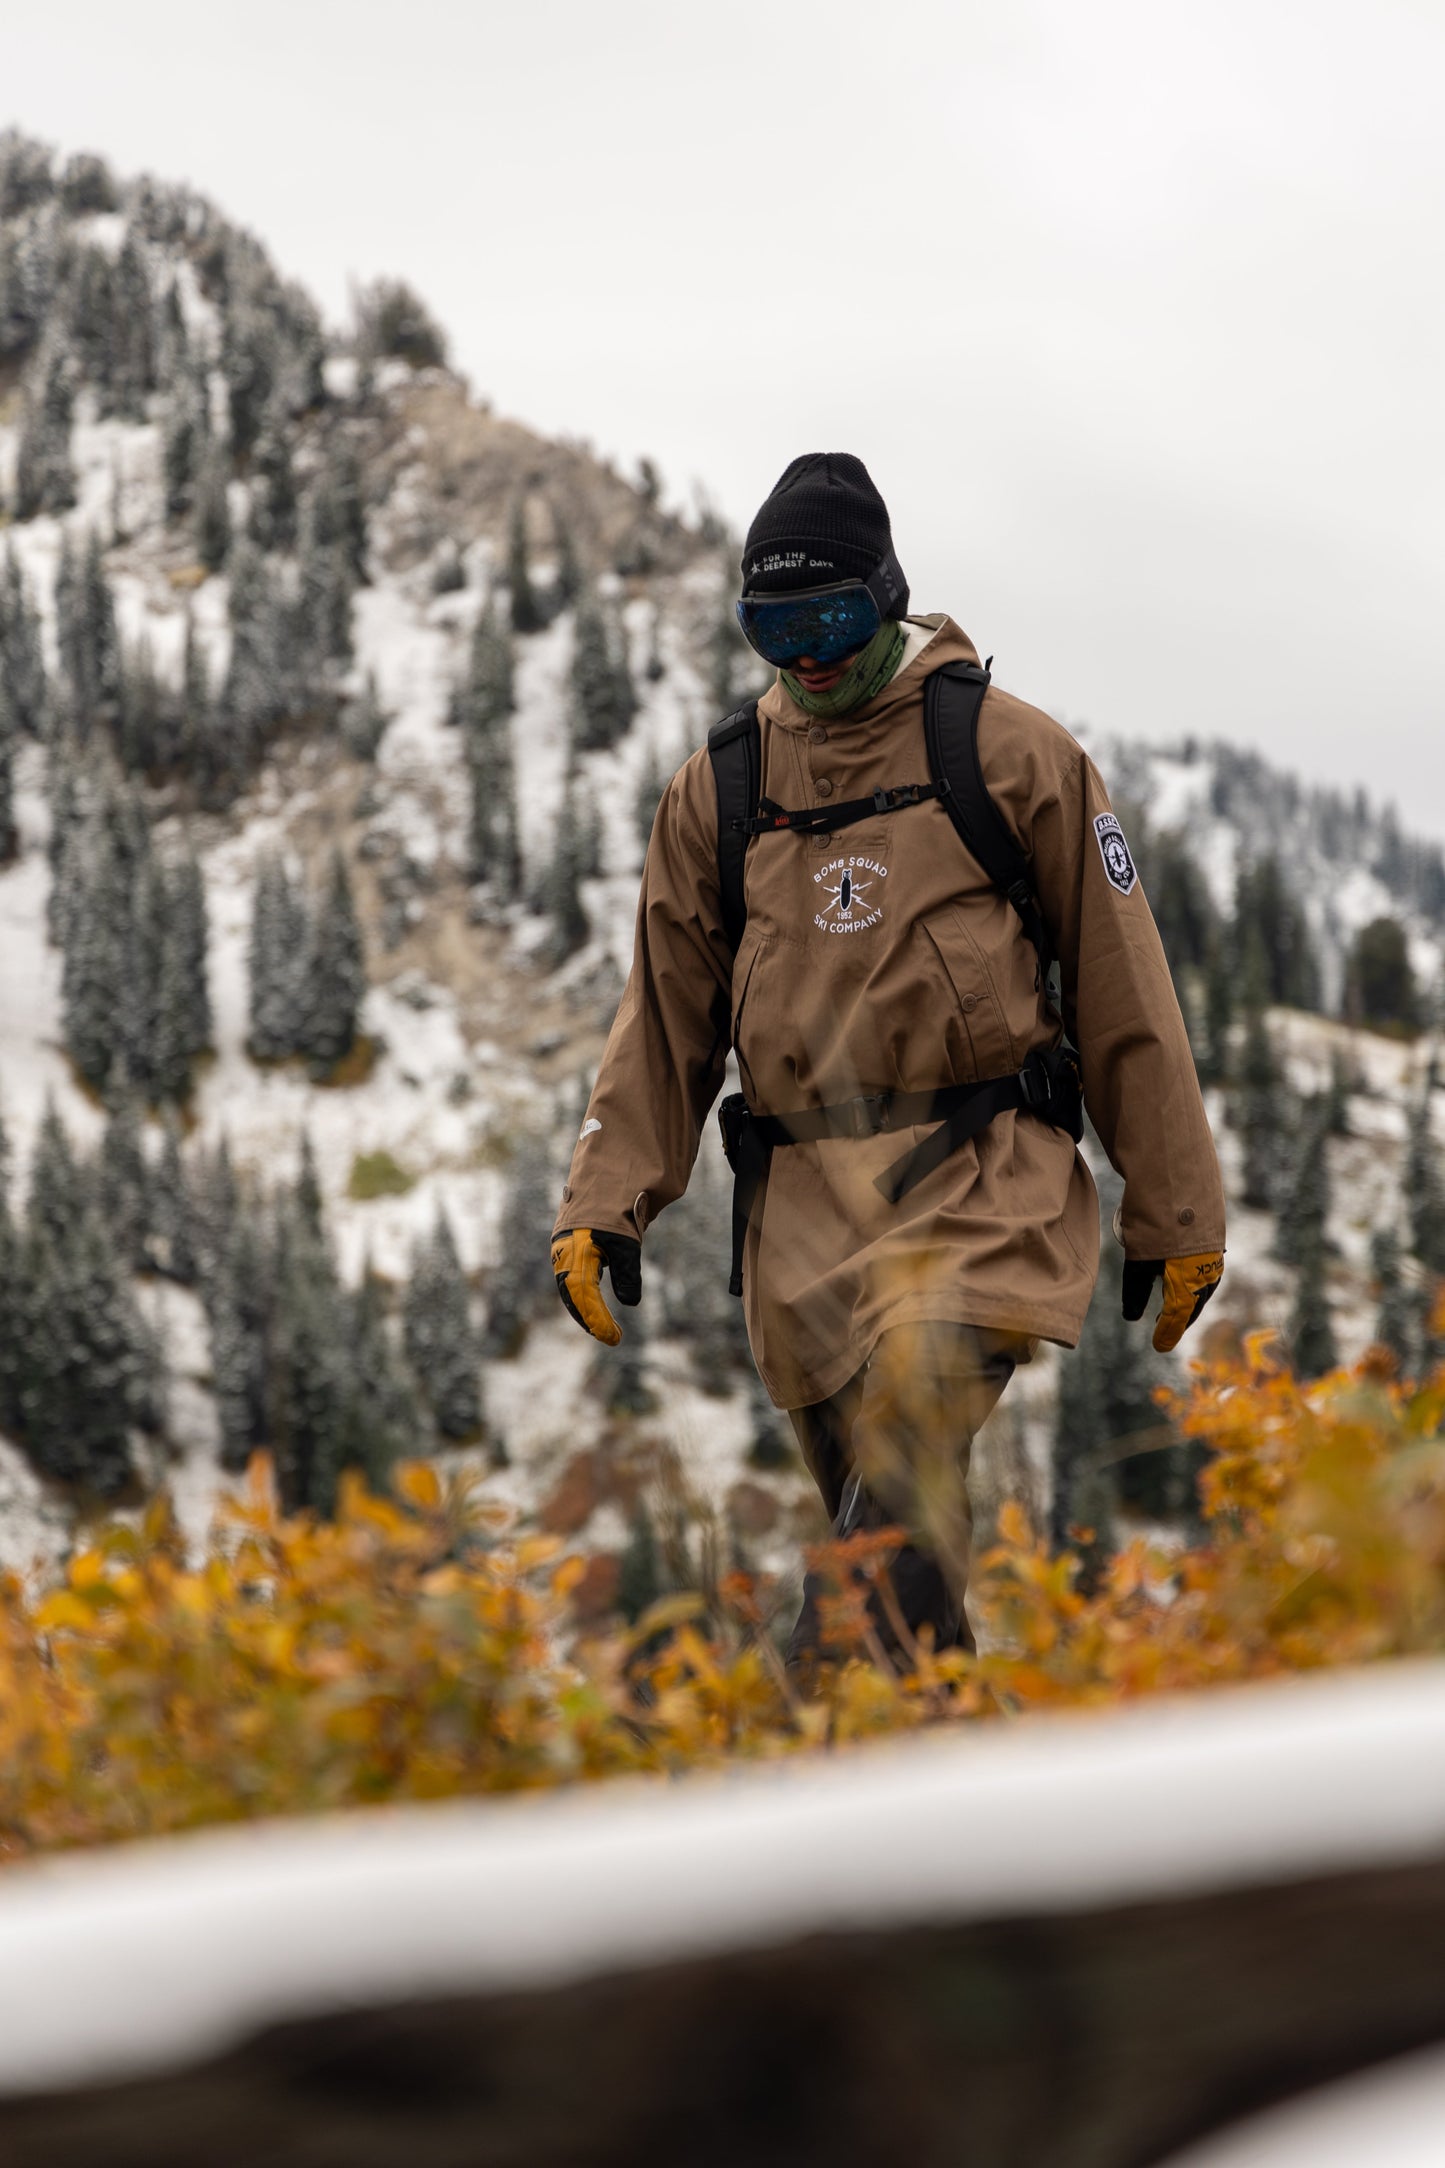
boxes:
[707,699,760,953]
[924,661,1052,976]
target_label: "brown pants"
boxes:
[787,1321,1027,1635]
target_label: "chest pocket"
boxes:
[916,904,1019,1081]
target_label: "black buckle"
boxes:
[1018,1059,1052,1112]
[847,1092,893,1137]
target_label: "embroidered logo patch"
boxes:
[1094,813,1138,897]
[813,853,888,934]
[580,1118,602,1139]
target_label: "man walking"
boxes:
[551,453,1224,1663]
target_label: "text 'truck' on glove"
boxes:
[1121,1251,1224,1354]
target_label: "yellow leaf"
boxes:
[395,1462,443,1512]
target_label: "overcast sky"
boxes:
[8,0,1443,831]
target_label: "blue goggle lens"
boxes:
[735,585,881,667]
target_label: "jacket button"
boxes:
[1178,1207,1195,1226]
[816,778,834,798]
[961,995,978,1012]
[808,725,828,745]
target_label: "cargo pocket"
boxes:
[916,906,1016,1080]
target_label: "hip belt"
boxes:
[717,1044,1084,1298]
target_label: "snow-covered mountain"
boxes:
[0,129,1441,1591]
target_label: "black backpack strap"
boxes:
[924,662,1052,980]
[707,700,760,953]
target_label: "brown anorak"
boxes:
[554,616,1225,1408]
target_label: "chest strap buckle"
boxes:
[847,1092,894,1137]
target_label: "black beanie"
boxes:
[741,452,909,613]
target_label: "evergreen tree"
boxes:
[1288,1223,1338,1380]
[59,810,130,1093]
[107,233,156,421]
[118,638,171,776]
[14,1108,161,1493]
[15,1202,157,1494]
[306,437,368,583]
[206,1197,270,1471]
[154,279,190,388]
[343,1262,420,1487]
[162,366,209,523]
[543,780,591,965]
[1323,1047,1354,1137]
[191,1133,239,1295]
[121,851,167,1093]
[1232,856,1320,1011]
[1236,1003,1285,1211]
[155,850,212,1096]
[150,1113,197,1285]
[14,351,76,520]
[65,244,116,390]
[27,1098,87,1254]
[570,593,636,752]
[44,744,83,946]
[248,850,309,1061]
[1344,916,1419,1033]
[296,500,355,669]
[58,150,116,214]
[1199,937,1234,1086]
[247,396,298,553]
[354,278,449,370]
[217,542,291,793]
[616,1501,663,1623]
[55,530,121,739]
[0,547,48,737]
[193,446,233,573]
[458,603,519,886]
[266,1183,349,1512]
[404,1210,482,1439]
[220,295,279,464]
[599,1298,654,1416]
[1052,1211,1186,1563]
[1274,1097,1331,1266]
[644,605,665,684]
[1404,1088,1445,1278]
[507,498,544,634]
[0,130,55,220]
[96,1080,151,1271]
[341,672,390,761]
[483,1132,555,1357]
[0,717,16,866]
[0,1106,20,1435]
[1371,1225,1414,1373]
[461,597,515,729]
[179,609,211,772]
[297,851,366,1071]
[551,504,581,609]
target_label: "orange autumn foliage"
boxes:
[1,1331,1443,1862]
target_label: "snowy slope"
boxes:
[1,150,1442,1589]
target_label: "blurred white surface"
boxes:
[0,1660,1444,2097]
[1161,2044,1445,2166]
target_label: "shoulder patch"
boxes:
[1094,812,1138,896]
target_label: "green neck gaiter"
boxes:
[781,617,907,720]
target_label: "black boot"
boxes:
[785,1473,971,1673]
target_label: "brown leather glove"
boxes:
[551,1229,642,1346]
[1122,1252,1224,1353]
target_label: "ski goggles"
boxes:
[735,581,882,668]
